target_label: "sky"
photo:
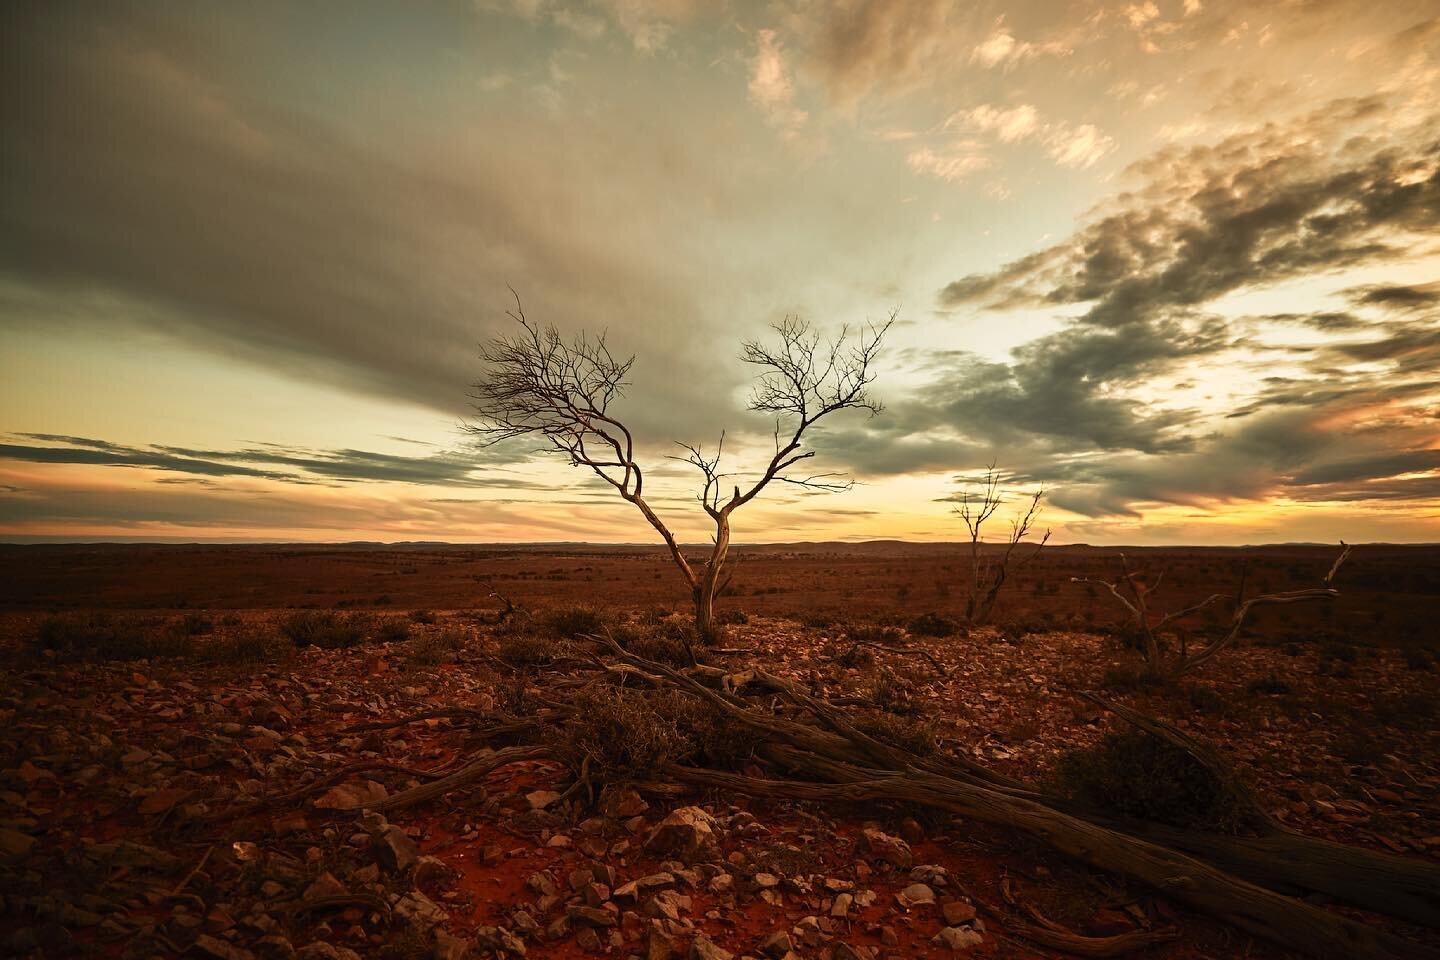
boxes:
[1,0,1438,545]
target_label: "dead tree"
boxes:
[468,295,891,649]
[952,464,1050,625]
[1073,543,1352,677]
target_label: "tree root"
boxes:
[369,744,552,813]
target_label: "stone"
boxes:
[394,891,448,929]
[566,905,618,928]
[896,883,935,908]
[192,934,258,960]
[375,825,419,872]
[432,928,471,960]
[475,926,527,955]
[614,872,676,901]
[138,787,194,815]
[689,936,733,960]
[414,856,457,887]
[296,944,362,960]
[302,873,347,901]
[857,829,911,870]
[898,818,925,844]
[0,828,36,860]
[644,807,721,863]
[941,901,977,926]
[933,926,984,951]
[313,780,387,811]
[830,893,853,918]
[757,930,792,958]
[526,790,562,811]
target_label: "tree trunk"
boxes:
[693,513,732,645]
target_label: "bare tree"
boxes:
[468,296,892,652]
[1073,543,1352,678]
[951,464,1050,626]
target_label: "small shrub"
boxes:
[408,627,467,666]
[1101,664,1171,692]
[497,632,571,667]
[32,613,192,662]
[1372,691,1439,730]
[613,623,693,667]
[829,640,875,668]
[179,613,216,636]
[867,669,920,715]
[280,610,372,649]
[194,627,295,665]
[1402,648,1433,671]
[1184,684,1228,715]
[852,709,937,756]
[845,623,905,645]
[542,605,608,639]
[553,687,744,783]
[1051,730,1258,834]
[377,618,412,643]
[1319,641,1358,663]
[907,612,958,637]
[1245,674,1291,696]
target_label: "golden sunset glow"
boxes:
[3,1,1438,545]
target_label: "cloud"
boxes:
[749,28,808,133]
[941,96,1440,322]
[1045,123,1114,168]
[0,3,746,451]
[898,92,1440,517]
[905,144,993,183]
[477,0,697,52]
[0,433,551,489]
[942,103,1114,171]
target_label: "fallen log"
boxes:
[672,760,1437,960]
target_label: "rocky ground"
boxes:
[1,608,1437,960]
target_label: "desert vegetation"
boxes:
[467,297,892,653]
[1,542,1437,960]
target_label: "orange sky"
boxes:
[2,1,1438,544]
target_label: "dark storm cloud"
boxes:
[0,1,734,448]
[911,94,1440,518]
[1349,282,1440,309]
[1,433,555,489]
[941,97,1440,324]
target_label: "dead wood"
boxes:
[369,744,552,813]
[671,760,1435,960]
[991,877,1180,958]
[587,639,1437,960]
[836,639,949,677]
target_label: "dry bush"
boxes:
[865,668,922,716]
[31,613,192,662]
[1246,673,1292,696]
[496,631,572,667]
[280,610,373,649]
[552,687,745,783]
[1051,730,1260,834]
[542,605,609,639]
[377,617,412,643]
[850,708,938,756]
[408,627,469,666]
[844,622,905,645]
[612,622,694,668]
[907,612,959,638]
[193,626,295,665]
